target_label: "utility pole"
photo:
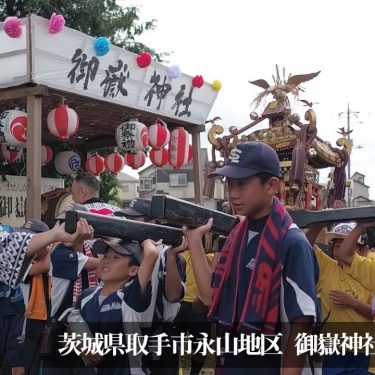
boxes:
[339,103,360,207]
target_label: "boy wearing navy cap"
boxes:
[114,199,186,375]
[67,237,160,375]
[184,141,319,375]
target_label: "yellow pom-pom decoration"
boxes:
[211,80,222,91]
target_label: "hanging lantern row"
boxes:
[0,144,54,166]
[84,150,147,175]
[115,120,192,170]
[0,104,79,149]
[0,107,193,171]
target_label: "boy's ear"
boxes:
[268,177,280,194]
[128,265,139,277]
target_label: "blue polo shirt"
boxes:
[50,244,89,318]
[214,217,319,374]
[237,216,319,322]
[74,276,151,375]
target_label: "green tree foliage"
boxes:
[99,171,122,207]
[0,0,168,60]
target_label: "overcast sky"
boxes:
[123,0,375,198]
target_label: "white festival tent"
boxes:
[0,14,219,220]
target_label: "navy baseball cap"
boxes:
[93,238,143,264]
[16,219,49,233]
[209,141,280,179]
[114,198,152,218]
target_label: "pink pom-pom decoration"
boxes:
[136,52,152,68]
[49,13,65,34]
[4,17,22,38]
[192,75,204,88]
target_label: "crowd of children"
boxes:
[1,143,375,375]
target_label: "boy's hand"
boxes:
[141,239,162,257]
[328,290,354,306]
[169,236,188,256]
[51,219,94,247]
[183,218,213,240]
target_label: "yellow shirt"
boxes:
[346,252,375,291]
[181,251,214,303]
[315,247,373,332]
[342,251,375,371]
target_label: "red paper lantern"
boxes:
[0,109,27,147]
[124,151,146,170]
[0,144,22,162]
[169,127,189,169]
[85,155,105,175]
[47,104,79,140]
[150,147,169,167]
[188,144,193,163]
[148,119,170,149]
[105,152,125,173]
[41,145,53,166]
[116,119,148,152]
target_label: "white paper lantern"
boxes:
[0,109,27,147]
[116,119,148,152]
[54,151,81,175]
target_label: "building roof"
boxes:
[117,172,139,182]
[352,172,365,178]
[352,195,372,203]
